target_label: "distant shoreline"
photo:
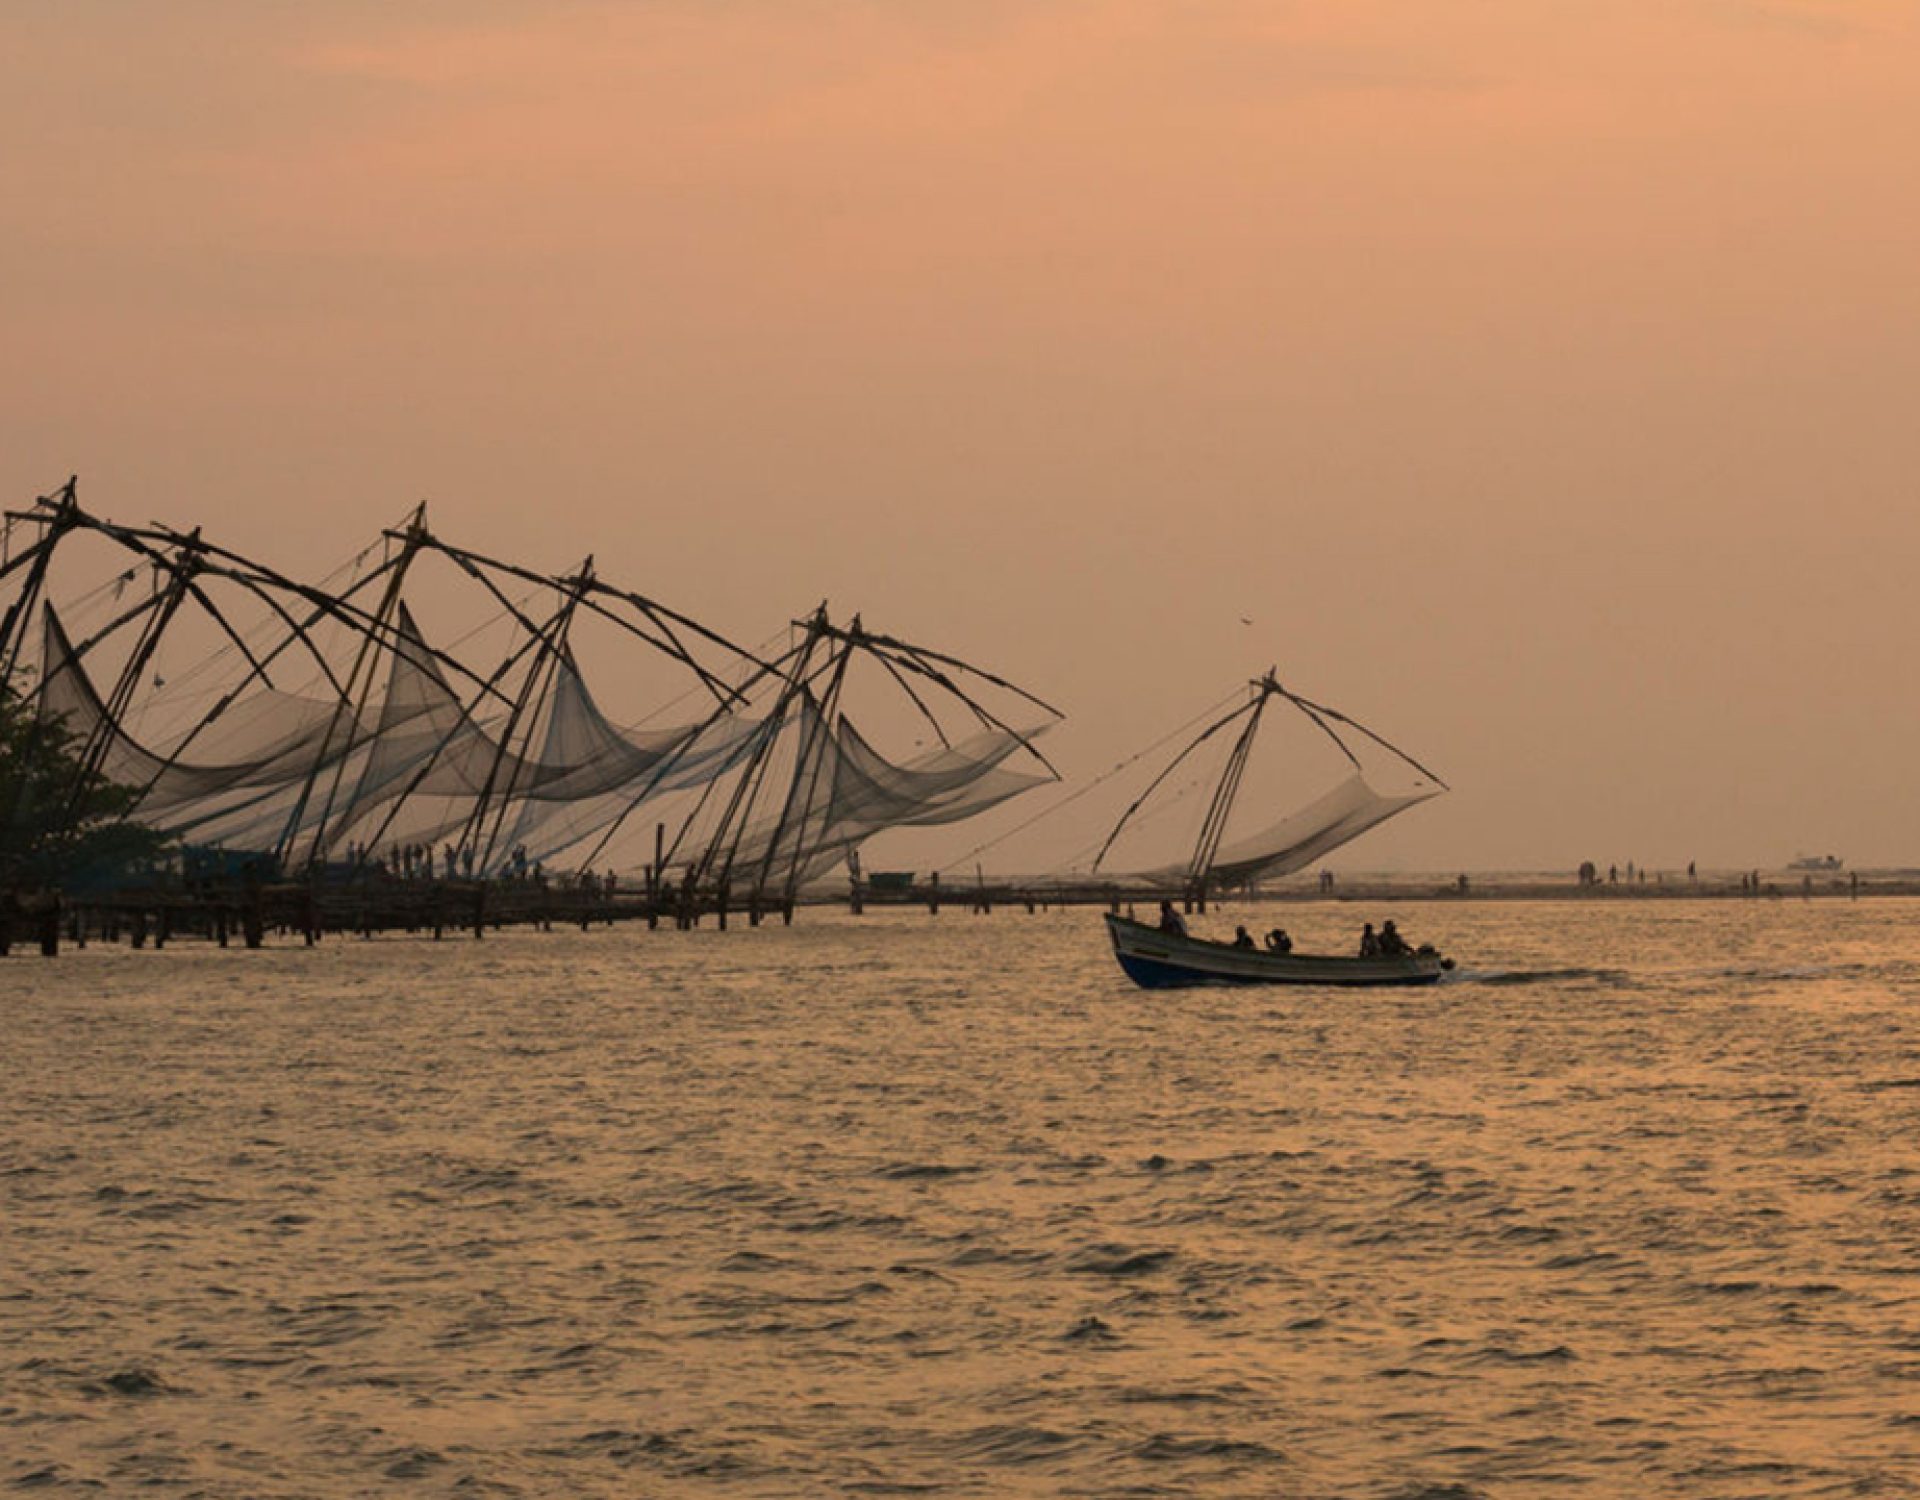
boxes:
[1235,875,1906,903]
[855,869,1915,910]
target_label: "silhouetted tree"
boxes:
[1,676,170,891]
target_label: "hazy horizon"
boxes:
[7,1,1917,873]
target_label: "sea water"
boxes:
[4,899,1919,1496]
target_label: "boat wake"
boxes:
[1443,965,1634,988]
[1445,959,1902,991]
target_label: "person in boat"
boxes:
[1157,900,1189,938]
[1265,927,1292,954]
[1359,922,1379,957]
[1377,919,1410,957]
[1232,925,1255,949]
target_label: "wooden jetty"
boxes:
[0,870,795,958]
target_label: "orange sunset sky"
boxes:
[5,1,1918,871]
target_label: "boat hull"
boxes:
[1105,914,1446,989]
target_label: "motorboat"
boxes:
[1105,912,1449,988]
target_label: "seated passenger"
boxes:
[1157,900,1189,938]
[1232,925,1255,949]
[1265,928,1292,954]
[1378,919,1410,957]
[1359,922,1380,957]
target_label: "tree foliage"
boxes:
[1,678,171,890]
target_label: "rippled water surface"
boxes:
[6,899,1920,1497]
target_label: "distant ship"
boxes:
[1787,854,1844,873]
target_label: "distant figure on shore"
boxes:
[1609,864,1618,884]
[1319,869,1335,894]
[1458,873,1470,894]
[1232,925,1255,950]
[1265,927,1292,954]
[1157,900,1188,938]
[1378,920,1411,957]
[1359,922,1379,957]
[1578,861,1597,887]
[1851,871,1859,899]
[1688,860,1697,882]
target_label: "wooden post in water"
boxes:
[928,871,940,916]
[650,825,665,930]
[241,866,263,949]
